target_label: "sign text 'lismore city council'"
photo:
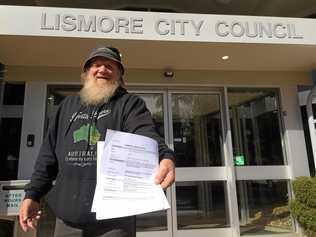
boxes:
[41,13,304,39]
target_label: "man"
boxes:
[19,46,175,237]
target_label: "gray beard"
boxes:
[79,74,120,106]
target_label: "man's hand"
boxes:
[19,198,42,232]
[155,159,175,189]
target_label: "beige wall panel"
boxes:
[6,66,312,87]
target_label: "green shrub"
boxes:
[289,176,316,234]
[292,176,316,208]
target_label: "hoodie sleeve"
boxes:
[122,94,175,162]
[24,103,61,202]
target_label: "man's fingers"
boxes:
[27,210,42,230]
[160,170,175,189]
[155,159,175,189]
[155,166,168,184]
[27,218,37,230]
[19,208,29,232]
[33,210,42,220]
[19,199,41,232]
[19,217,28,232]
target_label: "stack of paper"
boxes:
[91,129,170,220]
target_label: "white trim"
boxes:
[175,167,227,181]
[42,81,284,89]
[137,231,170,237]
[126,83,284,89]
[18,82,47,179]
[235,166,290,180]
[174,227,232,237]
[242,234,300,237]
[280,86,310,178]
[223,86,240,237]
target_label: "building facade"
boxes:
[0,2,315,237]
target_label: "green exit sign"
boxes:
[234,155,245,166]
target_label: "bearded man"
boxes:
[19,46,175,237]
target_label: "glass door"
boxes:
[227,88,294,236]
[168,90,233,237]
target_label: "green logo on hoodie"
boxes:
[73,124,101,145]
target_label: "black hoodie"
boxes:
[24,87,175,225]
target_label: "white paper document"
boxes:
[91,129,170,220]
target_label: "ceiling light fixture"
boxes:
[222,55,230,60]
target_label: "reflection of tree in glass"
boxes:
[172,94,222,167]
[139,94,165,137]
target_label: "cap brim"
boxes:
[83,54,124,74]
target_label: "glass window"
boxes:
[237,180,293,235]
[0,118,22,180]
[37,200,55,237]
[176,181,229,229]
[46,85,80,119]
[0,82,24,180]
[137,93,165,138]
[136,210,167,232]
[3,83,25,105]
[228,88,285,166]
[0,219,14,237]
[172,94,223,167]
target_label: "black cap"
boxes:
[83,46,124,74]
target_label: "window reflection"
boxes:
[0,219,14,237]
[176,181,229,229]
[136,210,167,232]
[0,118,22,180]
[37,200,55,237]
[237,180,293,235]
[136,93,164,138]
[0,83,24,180]
[172,94,223,167]
[3,83,25,105]
[228,88,285,166]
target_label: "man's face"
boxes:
[86,56,121,86]
[80,57,122,105]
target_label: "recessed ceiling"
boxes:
[1,35,316,71]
